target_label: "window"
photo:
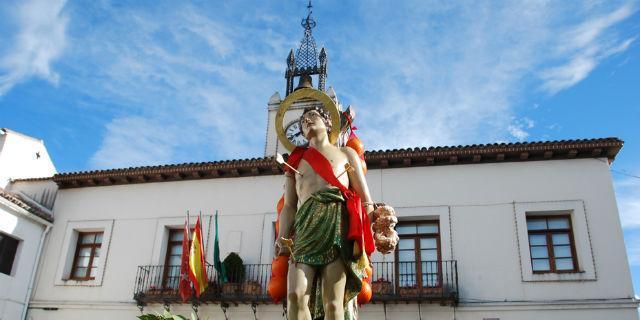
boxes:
[526,215,578,273]
[515,202,594,281]
[395,221,441,288]
[71,232,103,280]
[55,220,113,286]
[163,229,192,288]
[0,233,20,275]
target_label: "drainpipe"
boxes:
[21,223,52,320]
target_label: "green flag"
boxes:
[213,210,227,283]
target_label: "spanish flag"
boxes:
[188,216,208,296]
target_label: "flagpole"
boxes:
[186,210,192,296]
[213,209,227,283]
[186,210,190,239]
[205,212,212,265]
[199,211,205,265]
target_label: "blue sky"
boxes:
[1,0,639,300]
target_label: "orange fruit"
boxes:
[268,276,287,303]
[276,195,285,213]
[347,137,365,156]
[271,255,289,278]
[357,281,372,305]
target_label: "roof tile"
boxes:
[53,138,623,189]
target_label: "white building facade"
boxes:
[23,137,639,320]
[0,129,56,320]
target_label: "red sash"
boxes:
[285,147,375,256]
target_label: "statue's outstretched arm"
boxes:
[343,147,375,219]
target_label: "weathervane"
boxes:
[301,0,316,30]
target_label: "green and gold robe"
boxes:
[292,188,365,320]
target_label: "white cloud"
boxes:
[90,117,178,169]
[0,0,68,95]
[180,9,235,57]
[523,118,535,129]
[58,3,290,169]
[508,125,529,141]
[540,56,597,94]
[324,2,637,151]
[616,178,640,229]
[540,4,636,93]
[625,232,640,266]
[507,118,535,141]
[6,1,634,169]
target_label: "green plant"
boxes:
[137,310,207,320]
[137,310,188,320]
[222,252,245,283]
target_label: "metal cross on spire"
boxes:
[295,0,319,71]
[301,0,317,30]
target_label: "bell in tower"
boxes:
[266,1,340,157]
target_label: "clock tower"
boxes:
[264,1,342,156]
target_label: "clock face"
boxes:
[285,121,308,147]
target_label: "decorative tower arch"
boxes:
[285,0,327,96]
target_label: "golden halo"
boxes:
[275,88,340,152]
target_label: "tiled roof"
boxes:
[53,137,623,189]
[0,189,54,222]
[11,177,54,182]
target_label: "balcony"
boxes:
[133,260,458,306]
[370,260,458,305]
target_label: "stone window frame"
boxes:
[514,200,596,282]
[55,219,114,286]
[260,213,278,264]
[0,231,21,276]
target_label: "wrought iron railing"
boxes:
[133,260,458,305]
[370,260,458,303]
[133,263,272,304]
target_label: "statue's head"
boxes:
[300,105,332,140]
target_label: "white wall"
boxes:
[375,158,634,302]
[0,129,57,189]
[27,158,638,319]
[0,201,47,320]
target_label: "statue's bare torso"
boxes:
[294,145,350,206]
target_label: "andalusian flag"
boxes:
[213,210,227,282]
[188,216,208,296]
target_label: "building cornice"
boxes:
[53,138,623,189]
